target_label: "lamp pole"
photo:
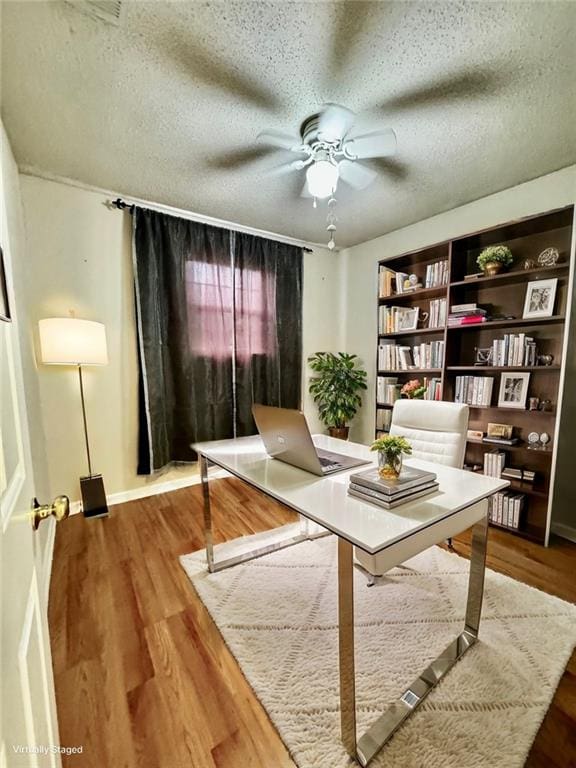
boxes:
[77,364,93,478]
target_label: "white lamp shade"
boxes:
[39,318,108,366]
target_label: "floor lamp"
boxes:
[39,317,109,518]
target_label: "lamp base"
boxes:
[80,474,109,518]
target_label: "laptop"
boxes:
[252,404,370,476]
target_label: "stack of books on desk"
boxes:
[348,466,439,509]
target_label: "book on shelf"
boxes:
[424,260,449,288]
[448,307,488,326]
[488,492,524,529]
[348,482,439,509]
[483,450,506,478]
[375,408,392,432]
[378,305,420,333]
[378,341,445,370]
[428,298,447,328]
[378,266,396,298]
[454,376,494,406]
[376,374,399,404]
[349,466,437,496]
[492,334,538,367]
[482,436,520,446]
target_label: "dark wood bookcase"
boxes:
[375,206,575,545]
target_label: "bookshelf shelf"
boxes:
[446,365,561,372]
[447,315,566,331]
[450,262,569,288]
[378,285,448,303]
[375,204,574,545]
[377,368,442,375]
[467,405,555,416]
[379,326,445,338]
[467,439,553,457]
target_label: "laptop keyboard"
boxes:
[318,456,342,470]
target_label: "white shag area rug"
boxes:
[180,525,576,768]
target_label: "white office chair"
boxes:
[355,399,469,582]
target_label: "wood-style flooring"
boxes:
[48,478,576,768]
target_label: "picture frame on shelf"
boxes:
[487,423,513,439]
[0,246,11,323]
[397,307,419,331]
[497,372,530,409]
[522,278,558,319]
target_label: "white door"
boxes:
[1,164,61,764]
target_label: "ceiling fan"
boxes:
[258,103,397,199]
[255,104,397,248]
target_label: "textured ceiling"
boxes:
[2,1,576,247]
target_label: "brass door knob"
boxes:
[31,495,70,531]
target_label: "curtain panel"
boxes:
[132,207,303,474]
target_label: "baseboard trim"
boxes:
[68,471,215,515]
[551,521,576,544]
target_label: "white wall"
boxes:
[342,165,576,534]
[18,174,342,502]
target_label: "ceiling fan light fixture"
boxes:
[306,160,339,199]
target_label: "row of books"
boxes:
[377,268,422,297]
[378,341,445,371]
[488,492,525,530]
[421,377,442,400]
[428,298,447,328]
[375,408,392,432]
[424,260,449,288]
[378,305,417,334]
[484,451,506,478]
[501,466,536,484]
[492,334,538,367]
[376,376,400,404]
[454,376,494,406]
[447,303,488,327]
[348,466,439,510]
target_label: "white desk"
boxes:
[194,434,508,766]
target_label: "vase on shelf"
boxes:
[378,450,403,480]
[483,262,503,276]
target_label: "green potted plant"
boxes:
[477,245,513,276]
[308,352,367,439]
[371,435,412,479]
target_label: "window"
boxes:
[185,261,275,361]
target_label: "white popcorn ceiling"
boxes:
[2,1,575,247]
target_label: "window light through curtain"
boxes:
[185,261,276,361]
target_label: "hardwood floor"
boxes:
[49,478,576,768]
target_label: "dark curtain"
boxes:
[133,208,303,473]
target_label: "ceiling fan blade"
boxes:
[206,146,276,171]
[264,159,307,178]
[377,69,497,113]
[344,129,397,159]
[338,160,378,190]
[257,130,303,151]
[317,103,355,142]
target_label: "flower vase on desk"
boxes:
[370,435,412,480]
[378,450,403,479]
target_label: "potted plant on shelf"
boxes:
[371,435,412,479]
[308,352,367,439]
[477,245,513,276]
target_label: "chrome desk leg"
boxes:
[200,454,329,574]
[200,454,215,573]
[338,512,489,766]
[338,538,357,758]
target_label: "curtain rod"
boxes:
[111,198,313,253]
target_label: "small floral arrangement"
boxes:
[370,435,412,457]
[401,379,426,399]
[477,245,513,271]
